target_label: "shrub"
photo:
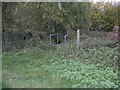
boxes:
[55,44,118,68]
[41,46,118,88]
[42,58,118,88]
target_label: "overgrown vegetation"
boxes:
[2,2,119,88]
[2,44,119,88]
[2,2,119,52]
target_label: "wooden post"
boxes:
[76,29,80,49]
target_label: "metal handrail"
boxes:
[49,34,68,46]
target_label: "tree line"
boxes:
[2,2,119,33]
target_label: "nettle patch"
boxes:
[42,47,118,88]
[55,45,118,67]
[42,59,118,88]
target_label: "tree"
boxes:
[90,2,119,32]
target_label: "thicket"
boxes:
[2,2,119,51]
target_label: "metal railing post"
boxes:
[57,34,58,44]
[50,34,51,44]
[64,35,68,44]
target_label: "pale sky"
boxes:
[91,0,120,3]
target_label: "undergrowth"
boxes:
[42,59,118,88]
[2,43,119,88]
[41,45,118,88]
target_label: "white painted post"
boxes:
[58,2,62,10]
[76,29,80,49]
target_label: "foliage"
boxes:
[2,2,119,88]
[55,44,118,68]
[90,2,119,32]
[3,44,119,88]
[2,2,119,52]
[42,59,118,88]
[2,2,91,31]
[2,2,119,34]
[42,46,118,88]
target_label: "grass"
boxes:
[2,45,119,88]
[2,47,72,88]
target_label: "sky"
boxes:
[91,0,120,3]
[1,0,120,2]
